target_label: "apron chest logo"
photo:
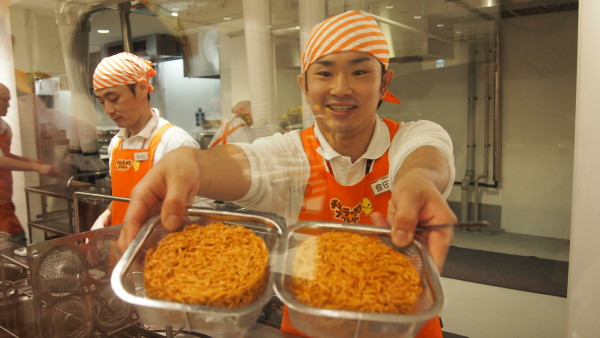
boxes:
[116,159,134,171]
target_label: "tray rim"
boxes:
[273,221,446,324]
[111,207,286,318]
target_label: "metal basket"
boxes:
[273,221,445,338]
[28,225,137,337]
[111,207,286,338]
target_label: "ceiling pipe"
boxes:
[460,46,478,223]
[117,1,133,53]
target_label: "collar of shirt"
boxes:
[116,108,159,142]
[313,117,391,162]
[313,117,391,185]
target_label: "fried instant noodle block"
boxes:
[291,231,422,314]
[144,222,269,308]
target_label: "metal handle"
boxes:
[415,220,490,232]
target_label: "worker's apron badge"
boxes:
[371,175,391,195]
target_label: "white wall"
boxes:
[500,11,576,239]
[383,11,577,240]
[566,0,600,336]
[157,59,221,138]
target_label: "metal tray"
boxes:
[273,221,445,338]
[111,207,286,337]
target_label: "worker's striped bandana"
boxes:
[93,52,157,93]
[301,10,401,103]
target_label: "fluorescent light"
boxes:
[414,15,422,19]
[223,17,232,21]
[97,29,110,34]
[385,5,394,9]
[171,12,178,17]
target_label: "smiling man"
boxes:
[91,52,199,228]
[118,11,456,338]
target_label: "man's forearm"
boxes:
[394,145,451,193]
[190,145,252,201]
[0,157,41,172]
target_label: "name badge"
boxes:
[371,175,391,195]
[134,152,149,162]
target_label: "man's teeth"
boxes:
[328,105,353,111]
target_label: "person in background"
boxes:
[90,52,199,229]
[208,100,255,147]
[118,11,456,337]
[0,82,59,236]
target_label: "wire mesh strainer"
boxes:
[37,246,85,297]
[29,225,137,337]
[45,296,93,338]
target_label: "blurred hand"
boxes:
[371,169,456,271]
[36,163,61,177]
[91,208,111,230]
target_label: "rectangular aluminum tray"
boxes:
[111,207,286,337]
[273,221,445,338]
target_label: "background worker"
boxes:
[0,82,59,236]
[91,52,199,229]
[119,11,456,338]
[208,100,255,147]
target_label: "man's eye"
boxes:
[353,70,368,76]
[317,71,332,77]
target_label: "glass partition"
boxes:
[4,0,577,336]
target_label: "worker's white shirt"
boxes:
[233,118,455,225]
[107,108,199,168]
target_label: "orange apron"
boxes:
[110,123,173,225]
[0,131,24,235]
[209,121,244,147]
[280,118,442,338]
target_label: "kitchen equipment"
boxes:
[25,171,110,240]
[28,225,137,337]
[1,241,34,337]
[274,221,444,338]
[111,207,286,337]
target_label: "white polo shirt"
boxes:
[107,108,199,168]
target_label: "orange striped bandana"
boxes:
[93,52,157,93]
[301,10,400,103]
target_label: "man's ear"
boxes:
[380,68,394,100]
[136,78,150,95]
[297,73,308,96]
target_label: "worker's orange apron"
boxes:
[0,131,24,235]
[110,123,173,225]
[209,121,244,147]
[280,119,442,338]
